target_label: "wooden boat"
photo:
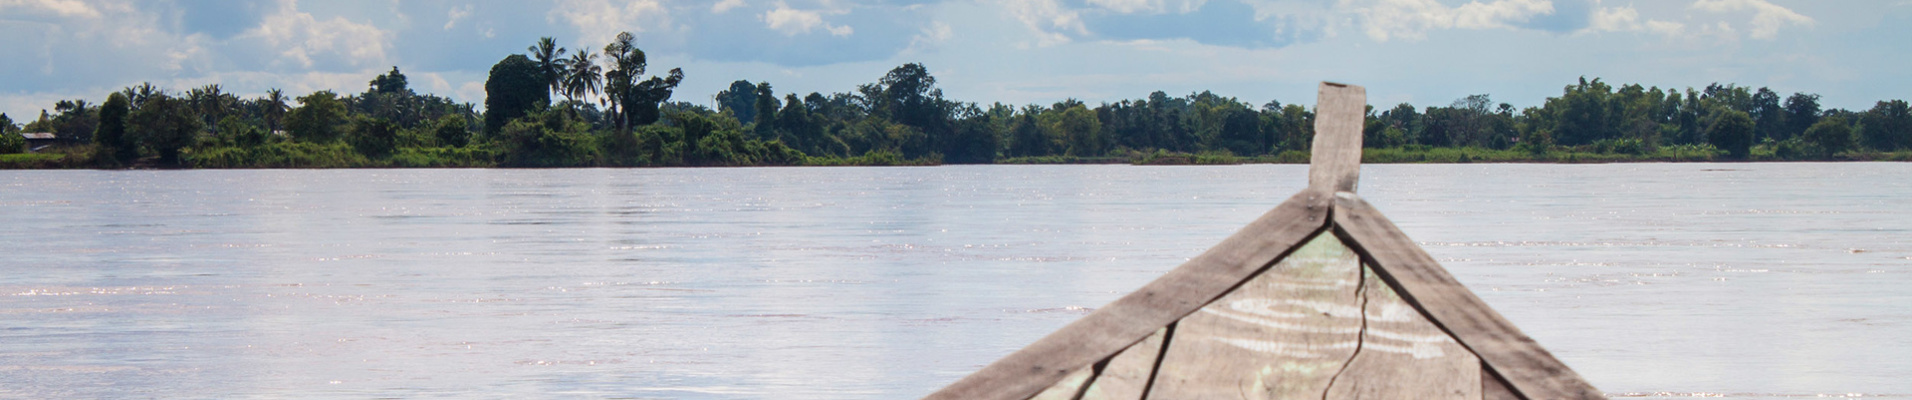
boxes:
[924,83,1603,400]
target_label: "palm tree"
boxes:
[186,85,217,133]
[123,82,162,108]
[264,89,288,132]
[527,37,567,96]
[563,48,602,105]
[194,84,232,128]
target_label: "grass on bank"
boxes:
[984,144,1736,165]
[180,142,941,168]
[0,146,93,169]
[13,141,1912,170]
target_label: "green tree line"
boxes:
[6,35,1912,168]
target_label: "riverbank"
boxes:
[7,143,1911,170]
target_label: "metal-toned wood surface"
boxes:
[922,188,1332,400]
[1323,263,1482,399]
[1331,193,1604,400]
[1029,366,1097,400]
[1079,327,1168,400]
[1309,82,1366,193]
[1148,234,1364,399]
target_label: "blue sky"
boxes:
[1,0,1907,120]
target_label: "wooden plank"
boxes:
[1323,263,1482,399]
[1029,366,1097,400]
[1079,327,1167,400]
[923,188,1333,400]
[1148,234,1365,399]
[1482,364,1523,400]
[1331,193,1604,400]
[1309,82,1366,193]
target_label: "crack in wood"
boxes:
[1138,322,1175,400]
[1319,259,1371,400]
[1068,358,1112,400]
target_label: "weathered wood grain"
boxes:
[1482,364,1523,400]
[1148,234,1365,399]
[1331,193,1604,400]
[1029,365,1097,400]
[1310,82,1366,193]
[922,188,1332,400]
[1079,327,1167,400]
[1323,263,1482,399]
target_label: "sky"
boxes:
[1,0,1907,121]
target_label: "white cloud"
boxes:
[712,0,746,14]
[996,0,1088,47]
[1349,0,1554,42]
[1584,4,1687,38]
[444,4,473,31]
[761,2,853,37]
[1086,0,1209,14]
[906,20,953,53]
[1691,0,1812,40]
[1236,0,1344,40]
[0,0,101,18]
[3,1,213,75]
[239,0,390,69]
[826,24,853,36]
[548,0,670,46]
[1644,19,1684,37]
[0,0,228,118]
[1587,4,1639,32]
[457,80,486,104]
[421,72,455,96]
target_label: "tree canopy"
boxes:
[9,33,1912,169]
[484,54,548,135]
[94,92,133,165]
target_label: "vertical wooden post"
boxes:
[1310,82,1366,193]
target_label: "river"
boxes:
[2,164,1908,398]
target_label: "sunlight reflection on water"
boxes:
[1,163,1909,398]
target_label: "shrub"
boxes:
[349,118,398,158]
[433,115,471,147]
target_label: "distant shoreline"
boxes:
[4,47,1906,170]
[8,146,1910,170]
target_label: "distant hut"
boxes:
[18,132,57,152]
[925,83,1602,400]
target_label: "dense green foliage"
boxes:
[93,93,133,165]
[1708,110,1755,159]
[1861,100,1912,151]
[127,95,201,164]
[1,114,23,154]
[286,91,346,143]
[1796,116,1854,158]
[484,55,548,135]
[10,32,1912,170]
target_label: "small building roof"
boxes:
[19,132,55,140]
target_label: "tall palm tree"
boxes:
[528,37,567,96]
[563,48,602,105]
[264,89,287,131]
[186,85,216,133]
[195,84,231,128]
[123,82,162,108]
